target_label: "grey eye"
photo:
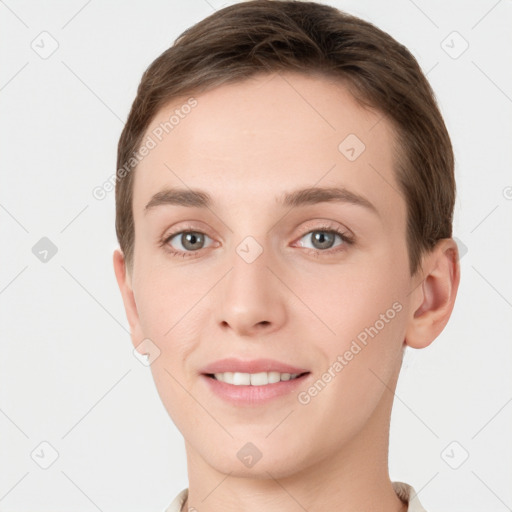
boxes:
[169,231,213,252]
[299,230,341,250]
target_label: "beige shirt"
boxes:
[164,481,427,512]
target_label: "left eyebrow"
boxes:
[144,186,379,217]
[279,186,379,216]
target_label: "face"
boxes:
[117,71,421,478]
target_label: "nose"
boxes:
[216,242,287,338]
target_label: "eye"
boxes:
[160,224,354,259]
[295,226,353,254]
[163,230,215,257]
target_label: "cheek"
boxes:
[300,262,405,340]
[134,265,209,383]
[302,261,408,398]
[135,262,200,336]
[298,275,406,438]
[136,268,206,428]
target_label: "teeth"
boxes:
[212,371,301,385]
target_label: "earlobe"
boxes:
[405,239,460,349]
[113,249,143,346]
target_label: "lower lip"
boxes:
[201,373,310,406]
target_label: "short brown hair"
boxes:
[115,0,455,276]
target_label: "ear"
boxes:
[405,238,461,349]
[113,249,144,349]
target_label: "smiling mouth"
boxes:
[204,371,310,386]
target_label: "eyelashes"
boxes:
[160,224,355,259]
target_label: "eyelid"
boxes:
[161,221,218,243]
[294,219,354,242]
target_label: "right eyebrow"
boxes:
[144,188,211,213]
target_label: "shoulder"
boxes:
[163,488,188,512]
[392,481,428,512]
[166,484,427,512]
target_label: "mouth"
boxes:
[203,371,311,386]
[199,358,311,405]
[201,370,311,406]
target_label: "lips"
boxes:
[201,369,312,406]
[199,357,309,375]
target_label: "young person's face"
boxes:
[115,72,444,477]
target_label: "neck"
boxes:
[181,370,406,512]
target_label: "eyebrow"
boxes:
[144,186,379,216]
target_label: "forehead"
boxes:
[132,71,404,224]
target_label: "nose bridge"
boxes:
[230,234,270,295]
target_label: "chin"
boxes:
[193,434,312,478]
[206,454,305,480]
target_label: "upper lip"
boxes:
[200,358,309,375]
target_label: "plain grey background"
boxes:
[1,1,511,511]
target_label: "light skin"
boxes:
[114,71,460,512]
